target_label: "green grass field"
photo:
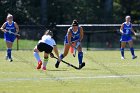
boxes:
[0,50,140,93]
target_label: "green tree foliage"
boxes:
[0,0,140,25]
[0,0,41,25]
[114,0,140,23]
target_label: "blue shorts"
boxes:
[64,36,79,44]
[120,35,132,42]
[4,33,16,42]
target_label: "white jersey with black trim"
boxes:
[38,35,56,47]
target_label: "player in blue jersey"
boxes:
[55,20,85,69]
[0,14,19,62]
[120,16,137,59]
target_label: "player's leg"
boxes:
[77,44,85,69]
[33,46,41,62]
[128,40,137,59]
[33,45,42,69]
[55,44,70,68]
[5,35,16,62]
[60,37,71,59]
[5,41,13,62]
[42,52,49,70]
[120,42,126,59]
[62,44,71,58]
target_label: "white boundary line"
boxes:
[0,74,140,82]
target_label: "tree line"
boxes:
[0,0,140,25]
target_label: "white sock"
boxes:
[33,52,41,62]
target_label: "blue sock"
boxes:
[7,48,12,59]
[130,47,135,56]
[78,52,83,65]
[60,54,64,60]
[120,48,124,57]
[33,52,41,62]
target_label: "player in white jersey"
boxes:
[33,30,60,70]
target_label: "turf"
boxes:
[0,38,63,50]
[0,38,38,50]
[0,50,140,93]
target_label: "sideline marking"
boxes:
[0,74,140,82]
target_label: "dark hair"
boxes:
[72,19,78,26]
[45,30,53,37]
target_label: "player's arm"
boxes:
[131,24,136,36]
[53,45,62,62]
[14,22,19,33]
[0,22,7,32]
[79,26,84,42]
[53,45,59,58]
[67,29,72,44]
[120,23,124,34]
[52,39,59,58]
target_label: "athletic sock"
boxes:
[43,57,48,67]
[78,52,83,65]
[130,47,135,56]
[7,48,12,59]
[60,54,64,60]
[33,52,41,62]
[120,48,124,57]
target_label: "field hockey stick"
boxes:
[116,29,128,35]
[6,30,20,36]
[135,33,140,37]
[50,53,79,69]
[117,29,138,36]
[73,42,80,57]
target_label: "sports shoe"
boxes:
[55,61,60,68]
[9,58,13,62]
[36,61,42,69]
[42,67,46,70]
[79,62,85,69]
[132,56,137,59]
[121,57,125,60]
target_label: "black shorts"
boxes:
[37,42,53,53]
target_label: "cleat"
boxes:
[9,58,13,62]
[36,61,42,69]
[132,56,137,59]
[79,62,85,69]
[42,67,46,71]
[121,57,125,60]
[55,61,60,68]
